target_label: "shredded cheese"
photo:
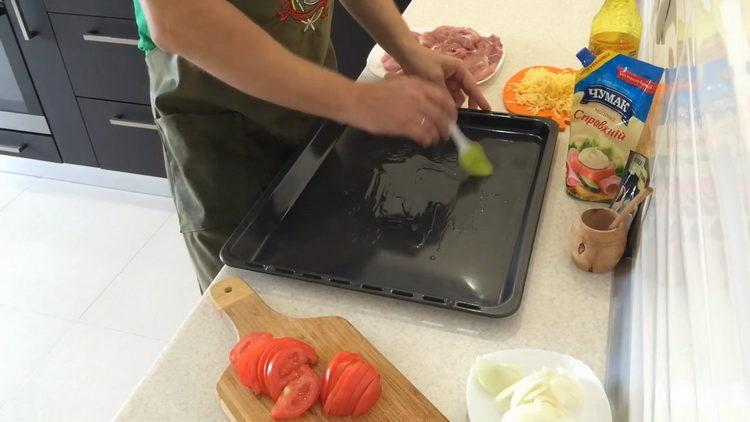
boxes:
[508,67,574,120]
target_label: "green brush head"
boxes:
[459,142,494,177]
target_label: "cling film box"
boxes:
[566,50,664,202]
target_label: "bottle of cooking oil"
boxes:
[588,0,643,58]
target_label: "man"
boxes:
[134,0,490,292]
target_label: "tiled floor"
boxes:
[0,171,200,421]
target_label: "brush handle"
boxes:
[608,187,653,229]
[449,123,471,153]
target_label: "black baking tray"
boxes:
[221,110,557,317]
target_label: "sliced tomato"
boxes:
[259,338,313,396]
[321,352,360,405]
[270,365,321,420]
[339,362,373,416]
[229,332,272,369]
[256,338,289,396]
[245,337,274,395]
[324,362,363,416]
[268,365,306,402]
[258,339,302,400]
[235,346,255,387]
[321,352,351,402]
[352,376,382,417]
[229,337,253,370]
[282,337,319,365]
[266,345,317,400]
[322,354,382,418]
[233,333,272,386]
[346,364,378,415]
[328,356,359,390]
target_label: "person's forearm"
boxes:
[140,0,356,123]
[339,0,420,66]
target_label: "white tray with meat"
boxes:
[366,26,505,84]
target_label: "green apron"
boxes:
[140,0,336,291]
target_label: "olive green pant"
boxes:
[154,111,299,294]
[183,227,234,293]
[145,45,336,295]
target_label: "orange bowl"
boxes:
[503,66,575,131]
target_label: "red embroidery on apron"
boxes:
[277,0,329,31]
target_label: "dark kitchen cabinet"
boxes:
[0,129,61,162]
[0,0,156,172]
[8,0,97,165]
[43,0,135,19]
[50,13,149,105]
[2,0,161,174]
[78,98,164,177]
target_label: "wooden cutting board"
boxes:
[211,277,447,421]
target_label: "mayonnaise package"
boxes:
[566,49,664,202]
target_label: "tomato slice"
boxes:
[245,337,274,395]
[352,376,382,417]
[324,361,363,416]
[345,364,378,415]
[339,362,373,416]
[233,333,273,386]
[255,339,274,395]
[270,365,321,420]
[256,338,289,396]
[268,365,306,402]
[266,345,317,400]
[321,353,346,403]
[259,338,314,396]
[230,338,253,370]
[281,337,319,365]
[235,346,255,387]
[322,354,382,418]
[321,352,360,405]
[327,358,358,394]
[229,332,272,369]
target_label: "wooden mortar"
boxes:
[570,208,628,273]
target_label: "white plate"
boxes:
[365,27,505,84]
[466,349,612,422]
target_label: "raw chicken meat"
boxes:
[380,26,503,81]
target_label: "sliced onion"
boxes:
[487,365,582,421]
[549,372,582,409]
[475,357,523,396]
[510,377,548,408]
[501,400,575,422]
[496,368,548,405]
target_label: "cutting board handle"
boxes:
[210,278,281,327]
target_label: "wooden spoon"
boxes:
[608,187,653,230]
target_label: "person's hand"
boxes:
[399,47,491,110]
[344,76,457,146]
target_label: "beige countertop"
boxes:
[115,1,611,420]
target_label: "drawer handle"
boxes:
[83,32,139,46]
[109,116,158,131]
[8,0,35,41]
[0,143,27,154]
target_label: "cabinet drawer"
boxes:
[50,13,149,105]
[0,130,61,163]
[44,0,135,19]
[78,98,165,177]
